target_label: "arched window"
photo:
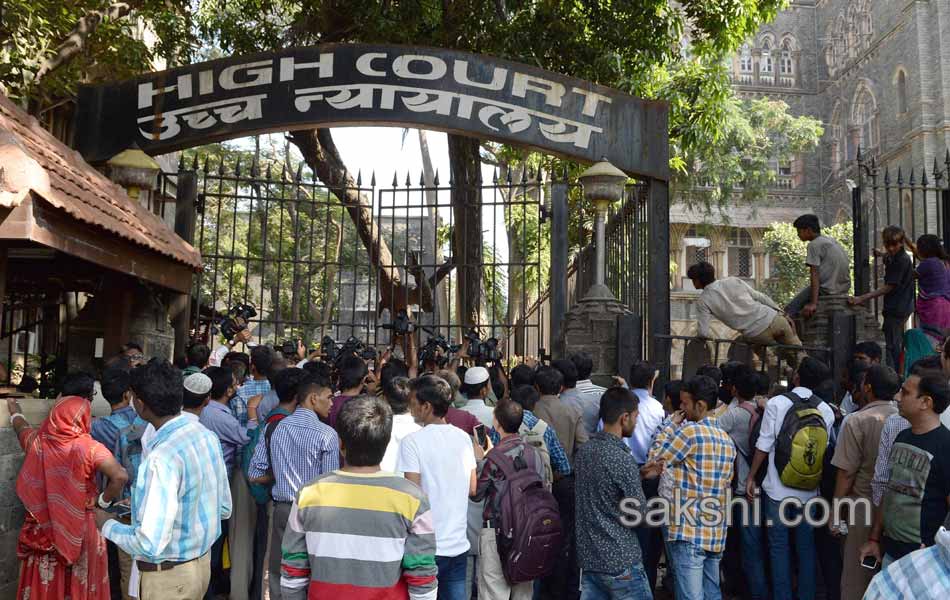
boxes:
[897,70,908,114]
[859,0,873,47]
[780,39,795,76]
[830,104,843,170]
[728,229,754,278]
[760,39,773,75]
[847,7,859,57]
[739,44,753,73]
[834,16,847,64]
[852,86,878,154]
[685,226,709,266]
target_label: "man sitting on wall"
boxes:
[688,261,802,367]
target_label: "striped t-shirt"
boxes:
[280,470,438,600]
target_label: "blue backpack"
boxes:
[113,416,148,500]
[243,408,291,505]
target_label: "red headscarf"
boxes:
[16,396,103,564]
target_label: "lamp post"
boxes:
[579,159,627,302]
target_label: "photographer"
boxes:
[211,327,254,367]
[328,355,369,429]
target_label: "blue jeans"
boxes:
[766,498,816,600]
[580,564,652,600]
[667,540,722,600]
[739,523,768,600]
[436,554,468,600]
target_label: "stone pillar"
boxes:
[669,223,689,288]
[561,296,631,387]
[709,227,728,277]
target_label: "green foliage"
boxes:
[0,0,191,106]
[763,221,854,306]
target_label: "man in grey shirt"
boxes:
[688,261,802,367]
[786,214,852,319]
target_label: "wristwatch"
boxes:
[97,492,113,510]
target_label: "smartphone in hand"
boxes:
[473,423,488,448]
[860,555,879,570]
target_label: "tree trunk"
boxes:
[289,128,401,295]
[417,129,449,332]
[320,220,343,340]
[447,134,482,333]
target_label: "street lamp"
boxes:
[579,159,627,301]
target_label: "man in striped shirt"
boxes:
[248,369,338,600]
[96,359,232,600]
[281,395,438,600]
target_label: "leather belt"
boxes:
[136,555,200,572]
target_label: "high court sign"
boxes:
[75,44,668,178]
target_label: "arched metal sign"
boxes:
[75,44,668,178]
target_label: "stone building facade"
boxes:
[672,0,948,358]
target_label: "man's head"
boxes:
[205,366,237,402]
[462,366,490,399]
[435,369,461,396]
[62,371,95,401]
[754,371,772,397]
[302,360,333,381]
[853,341,883,365]
[182,373,213,411]
[510,364,536,388]
[899,371,950,422]
[681,375,718,421]
[249,345,275,379]
[186,343,211,369]
[686,261,716,290]
[130,359,182,419]
[599,386,639,437]
[493,399,524,435]
[121,342,145,366]
[337,355,369,392]
[510,384,540,412]
[273,366,309,406]
[628,360,658,392]
[337,395,393,467]
[383,376,412,415]
[847,360,871,406]
[912,355,943,374]
[794,356,831,392]
[663,380,683,413]
[864,364,901,403]
[793,214,821,241]
[101,365,132,407]
[534,366,564,396]
[569,352,595,382]
[551,359,578,390]
[380,358,409,388]
[732,364,757,402]
[409,375,453,424]
[297,372,334,418]
[695,364,722,386]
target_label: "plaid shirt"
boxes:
[865,531,950,599]
[102,415,232,562]
[650,416,735,553]
[871,413,910,506]
[489,409,571,476]
[232,378,271,427]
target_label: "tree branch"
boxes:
[33,1,142,84]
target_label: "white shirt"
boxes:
[755,387,835,503]
[381,413,422,474]
[460,398,494,428]
[396,423,477,557]
[695,277,781,339]
[625,389,666,464]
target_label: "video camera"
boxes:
[275,340,298,358]
[417,329,462,368]
[219,303,256,341]
[380,310,414,337]
[464,329,502,365]
[321,336,377,365]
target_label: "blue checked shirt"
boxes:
[232,378,271,427]
[489,410,571,476]
[650,416,736,553]
[247,407,340,502]
[102,415,232,562]
[865,530,950,599]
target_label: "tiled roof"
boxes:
[0,93,201,269]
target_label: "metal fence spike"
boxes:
[356,170,362,186]
[405,171,412,187]
[934,157,941,178]
[234,157,242,177]
[191,154,199,171]
[883,166,890,185]
[923,169,929,186]
[216,159,225,176]
[506,167,513,184]
[856,146,863,162]
[371,171,376,187]
[392,171,399,187]
[178,154,186,171]
[492,168,499,184]
[897,166,903,185]
[295,162,303,182]
[265,163,272,180]
[434,169,440,186]
[909,168,916,186]
[250,157,260,178]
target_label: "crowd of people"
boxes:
[6,212,950,600]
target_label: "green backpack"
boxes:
[774,392,828,490]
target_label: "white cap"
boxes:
[184,372,212,396]
[464,366,490,386]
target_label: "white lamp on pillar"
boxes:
[579,159,627,302]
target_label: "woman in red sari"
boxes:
[7,395,128,600]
